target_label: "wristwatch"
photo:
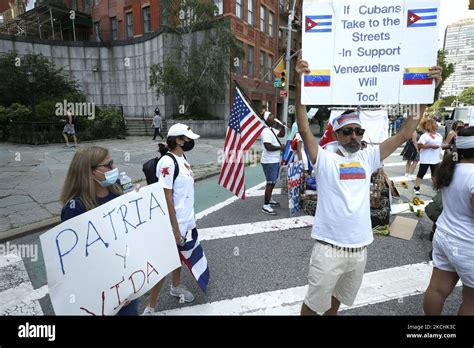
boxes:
[178,236,186,246]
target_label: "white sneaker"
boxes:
[414,187,421,195]
[262,204,277,216]
[170,285,194,303]
[142,306,155,316]
[269,199,280,207]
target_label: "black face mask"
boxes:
[180,139,195,152]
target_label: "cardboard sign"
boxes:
[302,0,440,105]
[389,216,418,240]
[40,181,181,315]
[288,161,304,217]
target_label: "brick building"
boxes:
[59,0,282,117]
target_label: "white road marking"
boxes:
[199,216,314,241]
[157,262,461,315]
[196,181,266,220]
[383,162,406,168]
[0,254,47,315]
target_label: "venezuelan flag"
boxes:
[304,70,331,87]
[339,162,366,180]
[403,67,433,85]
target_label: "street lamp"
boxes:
[26,71,36,115]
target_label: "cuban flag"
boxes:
[305,15,333,33]
[407,8,438,28]
[403,67,433,85]
[178,228,209,293]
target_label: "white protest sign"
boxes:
[307,108,319,119]
[302,0,439,105]
[288,161,303,217]
[40,181,181,315]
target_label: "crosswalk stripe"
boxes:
[0,254,47,315]
[156,262,462,315]
[383,161,406,168]
[199,216,313,241]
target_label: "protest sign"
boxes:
[288,160,304,217]
[40,181,181,315]
[302,0,440,105]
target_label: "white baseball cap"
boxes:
[167,123,200,140]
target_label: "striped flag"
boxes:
[218,86,266,199]
[407,8,438,28]
[178,228,209,293]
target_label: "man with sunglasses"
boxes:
[295,52,442,316]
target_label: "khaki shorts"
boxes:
[304,241,368,314]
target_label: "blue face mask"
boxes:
[95,168,119,187]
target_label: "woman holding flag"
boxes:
[143,123,209,315]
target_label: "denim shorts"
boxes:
[116,298,139,316]
[261,162,280,184]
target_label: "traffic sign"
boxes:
[280,90,288,98]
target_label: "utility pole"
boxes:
[283,0,297,126]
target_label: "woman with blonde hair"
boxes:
[413,118,443,195]
[60,145,139,315]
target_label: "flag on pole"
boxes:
[218,85,266,199]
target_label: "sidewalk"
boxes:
[0,136,240,240]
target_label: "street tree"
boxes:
[149,0,244,117]
[459,86,474,105]
[434,49,455,101]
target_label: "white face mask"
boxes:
[338,144,359,159]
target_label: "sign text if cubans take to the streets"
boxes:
[301,0,440,105]
[40,181,181,315]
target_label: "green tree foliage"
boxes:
[150,0,244,117]
[0,51,83,108]
[459,86,474,105]
[435,49,455,100]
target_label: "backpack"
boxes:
[142,153,184,185]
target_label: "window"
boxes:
[126,12,133,38]
[260,6,266,32]
[236,42,244,74]
[259,51,265,79]
[213,0,223,15]
[111,17,118,40]
[267,55,273,81]
[83,0,89,12]
[236,0,243,19]
[71,0,77,10]
[143,6,151,33]
[248,0,254,25]
[269,12,274,37]
[94,22,100,42]
[247,45,254,77]
[94,0,99,5]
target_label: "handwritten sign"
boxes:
[288,161,304,217]
[302,0,440,105]
[40,181,181,315]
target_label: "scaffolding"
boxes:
[0,1,92,41]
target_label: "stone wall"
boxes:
[0,31,229,125]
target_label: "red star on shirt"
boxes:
[161,167,170,177]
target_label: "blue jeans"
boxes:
[116,298,140,316]
[261,163,280,184]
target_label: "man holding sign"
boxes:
[295,59,441,315]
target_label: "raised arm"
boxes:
[380,66,442,161]
[295,52,319,165]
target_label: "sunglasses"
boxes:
[339,127,365,136]
[94,160,114,170]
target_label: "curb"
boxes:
[0,217,61,243]
[0,159,261,241]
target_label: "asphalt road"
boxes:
[0,146,464,316]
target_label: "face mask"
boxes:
[180,139,195,152]
[95,168,119,187]
[338,144,360,159]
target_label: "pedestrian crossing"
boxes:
[0,152,444,316]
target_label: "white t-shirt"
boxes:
[260,127,281,164]
[156,153,196,236]
[312,145,382,247]
[418,132,442,164]
[436,164,474,244]
[294,132,309,171]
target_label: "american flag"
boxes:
[218,86,266,199]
